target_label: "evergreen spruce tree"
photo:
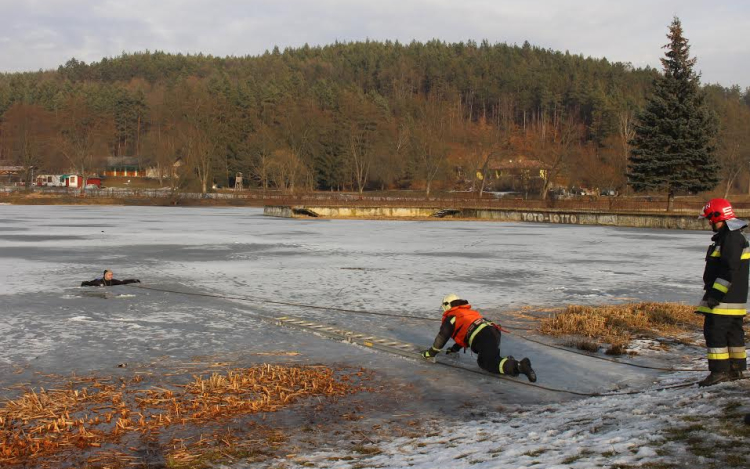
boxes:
[628,17,718,210]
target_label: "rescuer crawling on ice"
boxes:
[421,294,536,382]
[696,199,748,387]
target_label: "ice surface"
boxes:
[1,205,739,468]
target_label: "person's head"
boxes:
[103,270,113,281]
[700,198,735,232]
[441,293,462,312]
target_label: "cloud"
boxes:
[0,0,747,87]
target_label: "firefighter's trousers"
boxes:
[471,326,518,376]
[703,314,747,373]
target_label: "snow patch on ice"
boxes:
[69,315,93,322]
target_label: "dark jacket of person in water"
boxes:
[81,270,140,287]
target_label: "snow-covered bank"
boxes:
[268,370,750,469]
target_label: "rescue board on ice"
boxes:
[274,316,422,360]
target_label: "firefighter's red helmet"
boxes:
[700,198,736,224]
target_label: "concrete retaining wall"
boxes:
[462,208,707,230]
[264,205,294,217]
[264,205,709,230]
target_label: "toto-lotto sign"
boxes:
[521,212,579,224]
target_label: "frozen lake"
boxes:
[5,205,743,468]
[0,205,708,399]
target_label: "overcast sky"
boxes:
[1,0,748,88]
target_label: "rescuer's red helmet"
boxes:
[700,198,736,224]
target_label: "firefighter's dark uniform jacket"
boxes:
[81,278,140,287]
[431,304,492,350]
[696,219,748,373]
[697,220,749,316]
[430,303,517,375]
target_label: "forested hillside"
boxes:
[1,40,748,196]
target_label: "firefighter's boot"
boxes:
[698,371,731,387]
[519,358,537,383]
[729,362,745,381]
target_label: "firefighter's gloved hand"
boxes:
[421,347,440,359]
[707,296,720,308]
[444,344,462,356]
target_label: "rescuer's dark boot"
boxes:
[698,371,731,387]
[729,369,744,381]
[519,358,537,383]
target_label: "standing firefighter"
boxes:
[696,199,748,386]
[421,294,537,382]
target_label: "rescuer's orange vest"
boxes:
[441,304,484,348]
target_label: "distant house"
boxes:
[104,156,143,177]
[484,156,547,193]
[60,175,80,187]
[0,164,28,186]
[145,157,184,179]
[487,157,547,179]
[36,174,64,187]
[59,175,101,188]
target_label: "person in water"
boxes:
[81,270,141,287]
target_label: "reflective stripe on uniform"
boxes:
[450,317,456,325]
[468,322,489,347]
[696,301,747,316]
[712,278,731,293]
[498,357,508,375]
[729,347,747,359]
[708,347,730,360]
[712,303,748,316]
[710,247,721,257]
[742,247,750,260]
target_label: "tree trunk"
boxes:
[666,191,675,212]
[24,168,33,190]
[79,166,86,196]
[724,172,738,198]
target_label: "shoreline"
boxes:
[264,204,711,230]
[0,194,725,230]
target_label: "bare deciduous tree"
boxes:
[530,115,582,200]
[247,124,276,192]
[174,79,222,194]
[411,100,449,197]
[714,99,750,197]
[617,109,636,164]
[58,96,113,194]
[0,103,55,188]
[269,147,309,193]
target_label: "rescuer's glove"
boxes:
[444,344,462,356]
[706,296,720,309]
[421,347,440,359]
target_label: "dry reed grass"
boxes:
[0,364,367,468]
[539,302,702,354]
